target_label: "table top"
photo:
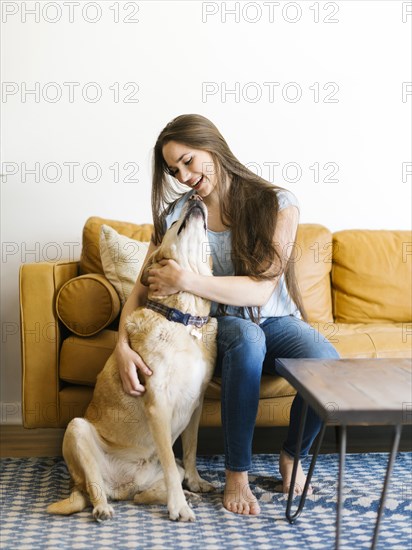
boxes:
[276,358,412,426]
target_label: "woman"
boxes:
[114,114,340,516]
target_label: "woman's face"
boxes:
[162,141,218,199]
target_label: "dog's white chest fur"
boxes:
[144,324,213,436]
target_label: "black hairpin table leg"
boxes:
[371,424,402,550]
[285,401,326,523]
[336,425,347,550]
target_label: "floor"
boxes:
[3,453,411,550]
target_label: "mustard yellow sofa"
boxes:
[19,218,412,429]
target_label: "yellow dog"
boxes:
[47,195,217,522]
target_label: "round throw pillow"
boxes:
[56,274,121,336]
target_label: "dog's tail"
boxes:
[47,490,88,515]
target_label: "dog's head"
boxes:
[140,194,212,288]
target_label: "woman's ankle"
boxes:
[280,448,294,461]
[225,469,249,480]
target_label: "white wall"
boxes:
[1,1,411,423]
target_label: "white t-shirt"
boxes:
[164,189,301,320]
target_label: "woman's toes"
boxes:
[250,501,261,515]
[223,471,261,516]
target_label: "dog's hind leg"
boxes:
[60,418,114,522]
[134,485,201,507]
[134,478,168,505]
[145,399,195,522]
[134,463,202,507]
[181,397,215,493]
[47,489,88,515]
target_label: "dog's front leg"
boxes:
[145,399,195,522]
[181,396,215,493]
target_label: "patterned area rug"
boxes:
[1,453,411,549]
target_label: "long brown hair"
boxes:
[151,113,307,324]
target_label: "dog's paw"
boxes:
[93,504,114,522]
[185,476,215,493]
[168,502,196,522]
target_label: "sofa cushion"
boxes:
[100,224,149,305]
[332,230,412,323]
[60,322,410,387]
[316,322,412,358]
[60,329,119,385]
[295,224,333,322]
[56,274,121,337]
[59,330,298,400]
[79,216,153,275]
[205,375,297,401]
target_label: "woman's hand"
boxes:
[147,258,187,297]
[114,342,152,397]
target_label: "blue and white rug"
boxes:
[1,453,411,549]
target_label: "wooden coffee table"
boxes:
[275,358,412,550]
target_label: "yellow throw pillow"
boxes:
[100,224,149,305]
[79,216,153,275]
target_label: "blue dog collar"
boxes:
[145,299,209,329]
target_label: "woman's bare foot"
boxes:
[223,470,261,515]
[279,449,313,495]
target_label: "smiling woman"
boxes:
[114,113,340,517]
[162,141,217,196]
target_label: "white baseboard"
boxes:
[1,402,23,425]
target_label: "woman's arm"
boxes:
[114,237,159,395]
[148,205,299,307]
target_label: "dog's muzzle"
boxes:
[177,195,207,235]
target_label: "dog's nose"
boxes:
[190,194,203,202]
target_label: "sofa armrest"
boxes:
[19,261,79,428]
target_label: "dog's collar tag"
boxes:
[191,328,202,339]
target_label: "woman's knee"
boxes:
[296,321,340,359]
[217,316,267,363]
[308,339,340,359]
[280,317,340,359]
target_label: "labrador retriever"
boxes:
[47,194,217,522]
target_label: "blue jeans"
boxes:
[214,315,340,472]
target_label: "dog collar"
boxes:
[145,299,209,329]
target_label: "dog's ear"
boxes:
[140,249,161,286]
